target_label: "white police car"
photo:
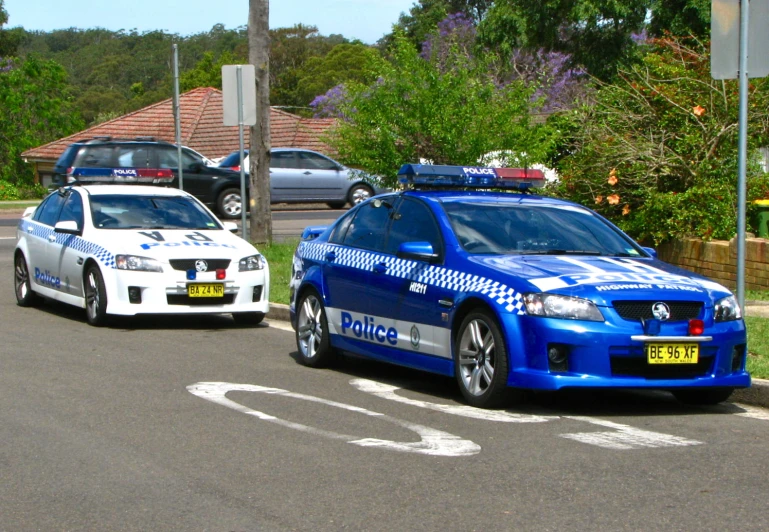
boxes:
[289,164,749,408]
[14,183,269,326]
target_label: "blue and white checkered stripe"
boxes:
[298,241,525,314]
[20,220,116,269]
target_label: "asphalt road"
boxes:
[2,244,769,530]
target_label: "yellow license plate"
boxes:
[188,283,224,298]
[646,343,699,364]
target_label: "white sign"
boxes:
[711,0,769,79]
[222,65,257,126]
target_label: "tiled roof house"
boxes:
[21,87,337,186]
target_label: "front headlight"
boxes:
[524,293,605,321]
[715,295,742,322]
[239,254,266,271]
[115,255,163,272]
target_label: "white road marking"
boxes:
[560,416,702,450]
[264,319,294,333]
[351,379,703,450]
[732,403,769,421]
[187,382,480,457]
[350,378,557,423]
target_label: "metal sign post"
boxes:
[173,44,183,191]
[222,65,257,237]
[711,0,769,310]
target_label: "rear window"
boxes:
[54,144,83,172]
[219,151,245,168]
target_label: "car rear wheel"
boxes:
[14,253,41,307]
[454,310,513,408]
[348,184,374,206]
[233,312,265,326]
[85,264,108,327]
[672,388,733,405]
[295,289,335,367]
[217,188,242,219]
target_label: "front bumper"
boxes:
[501,312,750,391]
[102,265,270,316]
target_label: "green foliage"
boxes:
[479,0,650,81]
[180,50,241,92]
[294,44,381,107]
[0,180,19,200]
[553,37,769,245]
[257,239,300,305]
[648,0,710,38]
[327,33,557,188]
[0,56,84,185]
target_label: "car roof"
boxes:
[401,189,581,208]
[75,185,192,197]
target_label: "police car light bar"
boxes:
[397,164,545,190]
[68,167,175,185]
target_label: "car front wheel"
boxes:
[14,253,41,307]
[454,310,513,408]
[85,264,108,326]
[295,289,335,367]
[348,184,374,206]
[217,188,242,219]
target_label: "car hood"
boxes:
[94,228,258,261]
[469,254,732,306]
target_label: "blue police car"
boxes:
[288,164,749,408]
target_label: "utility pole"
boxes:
[248,0,272,244]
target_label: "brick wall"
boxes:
[657,237,769,290]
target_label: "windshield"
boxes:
[89,194,222,230]
[442,201,645,257]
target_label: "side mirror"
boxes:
[641,246,657,259]
[223,221,238,234]
[54,220,81,235]
[397,241,439,262]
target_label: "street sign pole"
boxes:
[736,0,749,310]
[173,44,183,191]
[236,66,248,235]
[222,64,256,238]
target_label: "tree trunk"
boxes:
[248,0,272,244]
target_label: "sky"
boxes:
[3,0,418,44]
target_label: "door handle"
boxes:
[48,234,56,242]
[303,171,312,175]
[27,226,34,233]
[325,251,336,262]
[373,263,388,274]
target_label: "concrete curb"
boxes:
[266,302,291,323]
[732,378,769,409]
[266,302,769,409]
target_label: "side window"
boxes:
[57,191,84,228]
[76,146,114,167]
[385,198,443,256]
[271,152,298,169]
[116,146,151,167]
[342,201,392,251]
[298,152,337,170]
[157,147,197,170]
[328,209,357,244]
[34,192,67,227]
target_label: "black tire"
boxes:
[295,289,335,367]
[454,309,513,408]
[327,201,346,209]
[14,253,41,307]
[348,184,374,206]
[672,388,734,405]
[233,312,265,326]
[217,188,242,219]
[84,264,109,327]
